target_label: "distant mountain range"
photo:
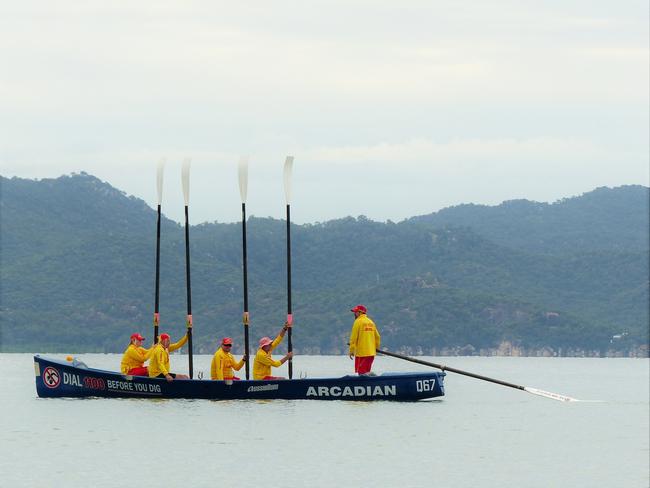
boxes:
[1,173,648,356]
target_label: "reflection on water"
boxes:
[0,354,648,488]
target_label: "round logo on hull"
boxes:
[43,366,61,388]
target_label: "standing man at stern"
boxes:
[349,304,380,375]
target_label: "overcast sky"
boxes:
[1,1,648,224]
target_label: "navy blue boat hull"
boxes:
[34,355,445,401]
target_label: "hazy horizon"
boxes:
[3,171,646,226]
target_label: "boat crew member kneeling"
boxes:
[148,332,190,382]
[211,337,247,380]
[253,323,293,380]
[349,304,380,375]
[120,332,152,376]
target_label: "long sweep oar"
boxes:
[181,159,194,378]
[283,156,294,379]
[377,349,578,402]
[238,156,251,379]
[153,159,165,343]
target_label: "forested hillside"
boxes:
[409,185,649,254]
[1,173,648,356]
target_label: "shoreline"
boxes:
[3,347,648,358]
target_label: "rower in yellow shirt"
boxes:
[148,332,190,381]
[253,322,293,380]
[211,337,247,380]
[120,332,153,375]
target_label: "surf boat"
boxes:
[34,355,445,402]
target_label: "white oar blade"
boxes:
[181,158,191,206]
[156,158,166,205]
[283,155,294,204]
[238,156,249,203]
[524,387,579,403]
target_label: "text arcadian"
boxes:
[306,385,397,397]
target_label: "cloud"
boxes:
[1,1,647,224]
[303,137,601,166]
[2,0,648,117]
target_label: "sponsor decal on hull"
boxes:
[247,384,279,392]
[40,364,162,395]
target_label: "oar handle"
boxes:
[187,317,194,378]
[243,312,250,379]
[153,312,160,344]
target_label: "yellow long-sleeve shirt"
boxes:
[120,344,153,374]
[148,334,188,377]
[253,335,284,380]
[210,347,245,380]
[349,314,380,357]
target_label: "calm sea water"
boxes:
[0,353,648,488]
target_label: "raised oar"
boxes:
[238,156,250,379]
[153,159,165,344]
[377,349,578,402]
[181,158,194,378]
[283,155,294,379]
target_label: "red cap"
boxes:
[130,333,145,341]
[351,304,367,314]
[259,336,273,348]
[159,333,170,341]
[222,337,233,345]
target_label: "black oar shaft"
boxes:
[184,205,194,378]
[154,204,161,343]
[377,349,525,391]
[286,203,293,379]
[241,202,250,379]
